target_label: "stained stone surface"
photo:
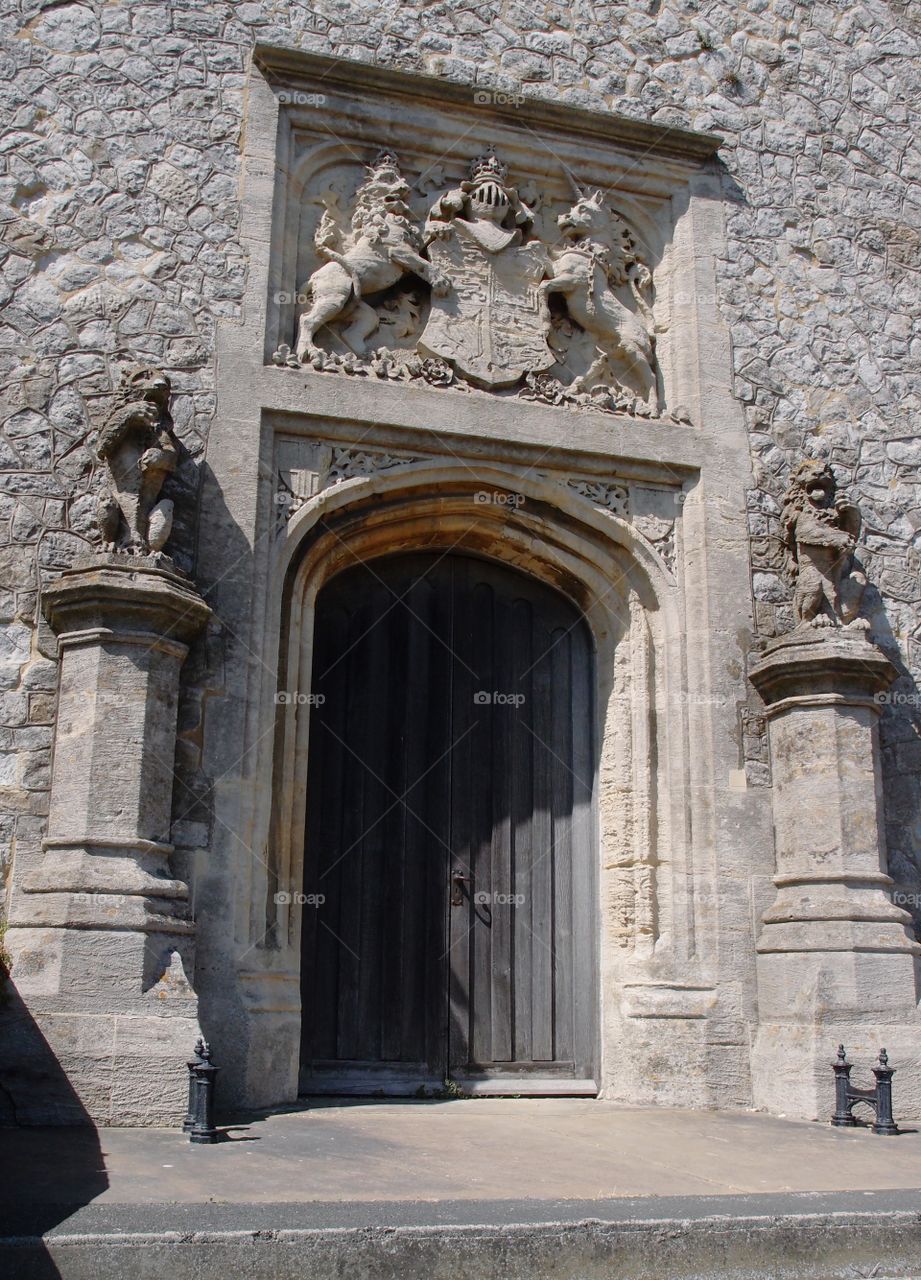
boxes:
[0,1,920,1120]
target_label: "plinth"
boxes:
[749,627,921,1119]
[3,556,211,1124]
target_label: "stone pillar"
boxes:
[749,629,921,1119]
[4,556,210,1125]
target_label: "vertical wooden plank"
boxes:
[529,612,555,1063]
[301,601,347,1064]
[447,556,476,1071]
[387,562,448,1068]
[424,561,454,1077]
[335,581,376,1061]
[299,611,325,1066]
[358,579,391,1061]
[488,587,513,1063]
[511,597,533,1064]
[380,566,414,1063]
[468,575,496,1068]
[549,625,575,1064]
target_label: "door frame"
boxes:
[256,462,690,1106]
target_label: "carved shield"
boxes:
[419,223,553,388]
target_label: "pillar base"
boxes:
[2,930,200,1125]
[752,1018,921,1122]
[2,556,210,1125]
[749,626,921,1122]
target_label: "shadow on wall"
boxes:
[867,583,921,944]
[0,985,109,1279]
[169,456,257,1110]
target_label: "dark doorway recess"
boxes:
[299,551,597,1095]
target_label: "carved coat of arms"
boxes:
[418,155,554,389]
[282,149,663,419]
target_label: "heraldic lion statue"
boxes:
[295,151,450,362]
[781,459,868,629]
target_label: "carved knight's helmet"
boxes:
[465,152,512,224]
[367,149,401,184]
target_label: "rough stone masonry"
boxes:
[0,0,919,1123]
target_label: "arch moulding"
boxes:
[230,461,716,1107]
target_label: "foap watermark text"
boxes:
[275,691,326,706]
[474,690,526,707]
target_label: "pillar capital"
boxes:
[749,627,896,712]
[42,553,211,651]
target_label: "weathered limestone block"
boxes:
[2,557,210,1125]
[750,629,921,1119]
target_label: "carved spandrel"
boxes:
[566,479,629,517]
[273,441,428,526]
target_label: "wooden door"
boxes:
[299,552,596,1095]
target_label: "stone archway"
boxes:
[234,462,691,1110]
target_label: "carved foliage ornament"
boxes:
[276,150,667,421]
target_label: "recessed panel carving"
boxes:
[266,90,705,425]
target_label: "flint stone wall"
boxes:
[1,3,920,963]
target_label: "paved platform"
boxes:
[2,1100,921,1278]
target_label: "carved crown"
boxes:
[469,151,509,186]
[366,150,402,182]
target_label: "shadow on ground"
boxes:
[0,987,108,1279]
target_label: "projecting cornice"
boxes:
[252,45,723,166]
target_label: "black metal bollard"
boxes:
[831,1044,856,1127]
[187,1038,219,1144]
[830,1044,899,1135]
[871,1049,899,1136]
[182,1037,205,1134]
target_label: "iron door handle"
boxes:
[451,868,472,907]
